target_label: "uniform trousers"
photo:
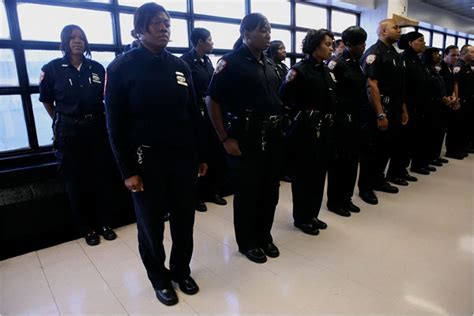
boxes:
[228,124,283,252]
[132,146,198,290]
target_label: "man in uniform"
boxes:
[439,45,464,159]
[454,45,474,155]
[181,28,227,212]
[359,19,409,204]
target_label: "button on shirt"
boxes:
[362,40,406,110]
[207,44,282,116]
[105,46,201,179]
[181,49,214,106]
[39,56,105,116]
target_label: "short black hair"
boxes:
[302,29,334,55]
[133,2,170,38]
[460,44,472,55]
[398,31,423,50]
[60,24,91,58]
[422,47,440,67]
[443,45,458,56]
[233,13,269,50]
[334,39,343,48]
[267,40,284,58]
[190,27,211,47]
[341,26,367,46]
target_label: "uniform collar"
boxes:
[306,55,324,68]
[138,45,169,62]
[60,55,89,70]
[189,48,208,63]
[239,44,267,64]
[376,39,396,53]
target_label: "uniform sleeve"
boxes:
[184,64,208,163]
[279,68,299,112]
[104,64,138,180]
[362,53,382,81]
[38,63,55,103]
[206,57,231,103]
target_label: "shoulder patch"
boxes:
[453,66,461,74]
[39,70,45,84]
[286,69,297,82]
[214,59,227,74]
[365,54,377,65]
[328,60,337,71]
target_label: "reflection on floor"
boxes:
[1,155,472,315]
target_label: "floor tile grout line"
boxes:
[35,251,61,315]
[77,240,130,315]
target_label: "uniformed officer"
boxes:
[206,13,283,264]
[181,27,227,212]
[267,40,290,82]
[39,24,117,246]
[360,19,409,203]
[326,26,367,216]
[396,32,432,177]
[280,29,335,234]
[439,45,463,160]
[453,44,474,155]
[422,47,456,166]
[105,3,207,306]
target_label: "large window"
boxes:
[0,95,29,152]
[432,32,444,48]
[118,0,187,12]
[271,28,292,53]
[331,10,357,34]
[418,29,431,46]
[251,0,291,25]
[0,49,18,87]
[0,0,10,39]
[194,21,240,50]
[17,4,114,44]
[194,0,245,19]
[31,95,53,147]
[295,3,327,29]
[445,35,456,47]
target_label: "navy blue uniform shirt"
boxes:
[105,46,202,180]
[329,49,369,120]
[39,56,105,116]
[207,44,282,116]
[454,59,474,103]
[362,40,406,110]
[181,49,214,106]
[279,56,336,114]
[439,61,455,96]
[402,48,431,113]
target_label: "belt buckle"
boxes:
[268,115,279,122]
[84,114,93,119]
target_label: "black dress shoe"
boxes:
[100,226,117,241]
[402,173,418,182]
[155,287,178,306]
[343,201,360,213]
[163,212,170,222]
[387,177,409,186]
[173,276,199,295]
[85,231,100,246]
[374,182,399,193]
[241,248,267,263]
[261,243,280,258]
[196,202,207,212]
[425,165,436,172]
[359,190,378,205]
[208,194,227,206]
[410,167,430,175]
[429,160,443,167]
[294,222,320,235]
[312,218,328,229]
[437,157,449,163]
[327,204,351,217]
[445,152,464,160]
[281,175,292,182]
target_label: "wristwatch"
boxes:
[377,113,386,120]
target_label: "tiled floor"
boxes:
[1,155,473,315]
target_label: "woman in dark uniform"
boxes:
[39,24,117,246]
[267,40,289,82]
[423,47,455,166]
[105,3,207,306]
[207,13,284,264]
[280,29,335,235]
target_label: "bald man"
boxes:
[358,19,409,205]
